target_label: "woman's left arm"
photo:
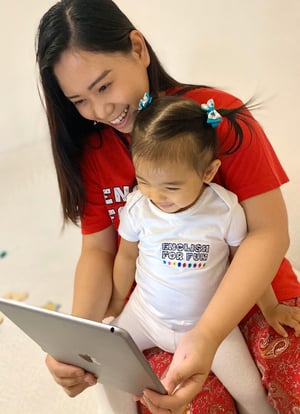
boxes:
[228,186,289,312]
[141,187,289,414]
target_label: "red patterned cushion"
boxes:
[139,347,237,413]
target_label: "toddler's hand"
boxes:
[263,303,300,337]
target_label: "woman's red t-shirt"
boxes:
[80,87,300,304]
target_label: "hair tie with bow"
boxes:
[201,98,222,128]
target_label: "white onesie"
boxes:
[113,183,275,414]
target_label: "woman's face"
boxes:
[54,31,150,134]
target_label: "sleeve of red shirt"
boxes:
[80,129,135,235]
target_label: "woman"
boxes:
[36,0,300,412]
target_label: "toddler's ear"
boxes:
[203,159,221,183]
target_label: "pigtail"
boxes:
[217,99,262,155]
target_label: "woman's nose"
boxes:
[93,102,114,122]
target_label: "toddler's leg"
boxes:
[112,290,156,350]
[96,292,156,414]
[211,326,276,414]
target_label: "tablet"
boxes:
[0,298,167,396]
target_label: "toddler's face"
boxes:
[135,160,205,213]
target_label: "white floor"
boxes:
[0,140,98,414]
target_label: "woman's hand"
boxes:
[46,229,117,397]
[45,354,97,397]
[139,328,218,413]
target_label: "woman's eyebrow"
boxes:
[87,69,111,90]
[66,69,112,99]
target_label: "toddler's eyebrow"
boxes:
[163,181,184,185]
[136,175,184,186]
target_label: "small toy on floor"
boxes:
[41,301,61,312]
[3,292,29,301]
[0,250,7,259]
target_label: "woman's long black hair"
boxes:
[36,0,251,225]
[36,0,181,224]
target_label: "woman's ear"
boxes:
[129,30,150,67]
[203,159,221,183]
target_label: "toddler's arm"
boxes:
[109,237,138,317]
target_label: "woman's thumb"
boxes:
[162,358,194,395]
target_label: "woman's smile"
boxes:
[109,106,129,126]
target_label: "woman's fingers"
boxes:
[45,354,97,396]
[141,391,187,414]
[62,379,95,398]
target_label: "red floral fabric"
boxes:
[240,298,300,413]
[139,349,238,413]
[138,298,300,414]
